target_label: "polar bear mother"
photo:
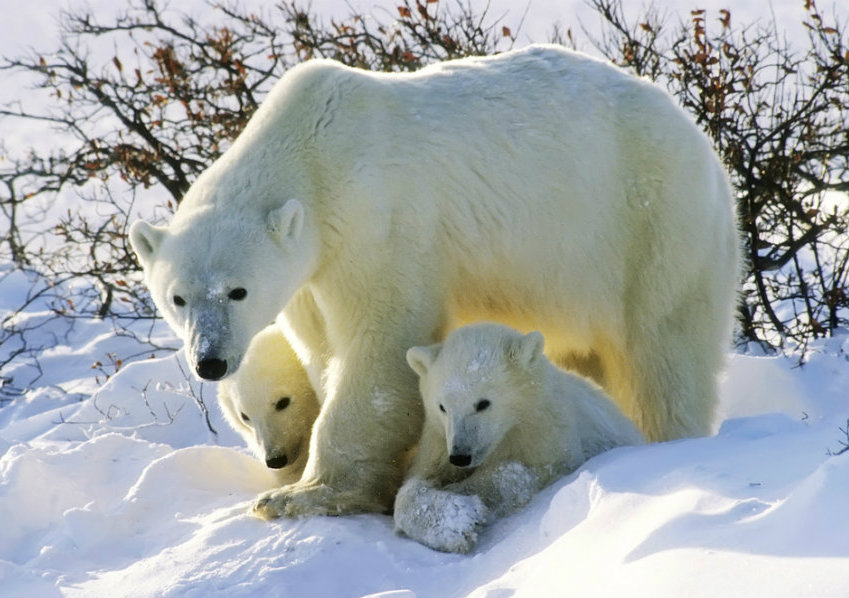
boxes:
[129,45,739,517]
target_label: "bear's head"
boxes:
[407,323,545,469]
[129,198,319,381]
[217,324,319,473]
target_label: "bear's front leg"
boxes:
[252,329,428,518]
[394,477,488,553]
[445,461,543,519]
[254,481,388,519]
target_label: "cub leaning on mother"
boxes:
[395,322,645,553]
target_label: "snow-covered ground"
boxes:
[2,1,848,597]
[1,273,847,597]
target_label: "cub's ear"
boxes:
[129,220,166,268]
[215,382,246,430]
[216,382,232,408]
[510,330,544,367]
[406,343,442,378]
[267,199,304,250]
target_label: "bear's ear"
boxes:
[267,199,304,250]
[216,382,231,408]
[129,220,166,268]
[510,330,544,367]
[406,343,441,377]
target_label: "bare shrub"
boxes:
[1,0,846,406]
[0,0,515,395]
[585,0,848,351]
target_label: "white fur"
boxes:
[217,325,319,485]
[129,45,739,517]
[395,323,645,553]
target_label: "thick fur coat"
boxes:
[217,325,319,485]
[395,323,644,553]
[130,45,739,517]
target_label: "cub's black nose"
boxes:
[449,454,472,467]
[196,358,227,381]
[265,455,289,469]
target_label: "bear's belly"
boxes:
[447,290,600,356]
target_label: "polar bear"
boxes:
[128,44,739,518]
[217,324,319,484]
[394,323,644,552]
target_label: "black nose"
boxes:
[449,454,472,467]
[196,358,227,381]
[265,455,289,469]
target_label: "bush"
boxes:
[1,0,846,397]
[585,0,848,351]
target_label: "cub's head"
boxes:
[406,323,544,469]
[129,198,318,381]
[217,325,319,474]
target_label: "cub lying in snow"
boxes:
[217,324,319,485]
[395,323,644,553]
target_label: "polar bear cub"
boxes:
[218,324,319,484]
[395,323,644,553]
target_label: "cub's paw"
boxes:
[395,480,488,553]
[428,492,487,553]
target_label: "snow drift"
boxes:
[1,304,847,597]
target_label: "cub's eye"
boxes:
[275,397,291,411]
[475,399,491,412]
[173,295,186,307]
[438,404,446,414]
[240,412,250,422]
[228,287,247,301]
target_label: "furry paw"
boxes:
[252,487,289,520]
[394,479,488,553]
[252,482,388,519]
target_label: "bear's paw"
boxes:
[395,479,488,553]
[252,481,388,519]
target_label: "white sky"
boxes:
[0,0,833,163]
[0,0,826,59]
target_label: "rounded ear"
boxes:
[216,382,238,423]
[129,220,166,267]
[216,382,232,408]
[267,199,304,249]
[510,330,544,367]
[406,343,442,378]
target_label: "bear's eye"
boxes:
[173,295,186,307]
[438,404,446,414]
[275,397,291,411]
[240,412,250,422]
[228,287,247,301]
[475,399,491,412]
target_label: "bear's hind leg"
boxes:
[619,300,727,442]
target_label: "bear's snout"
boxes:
[449,454,473,467]
[265,454,289,469]
[196,358,228,381]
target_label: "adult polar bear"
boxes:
[129,45,740,517]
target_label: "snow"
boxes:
[1,298,847,597]
[2,1,848,596]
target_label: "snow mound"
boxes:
[1,334,847,597]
